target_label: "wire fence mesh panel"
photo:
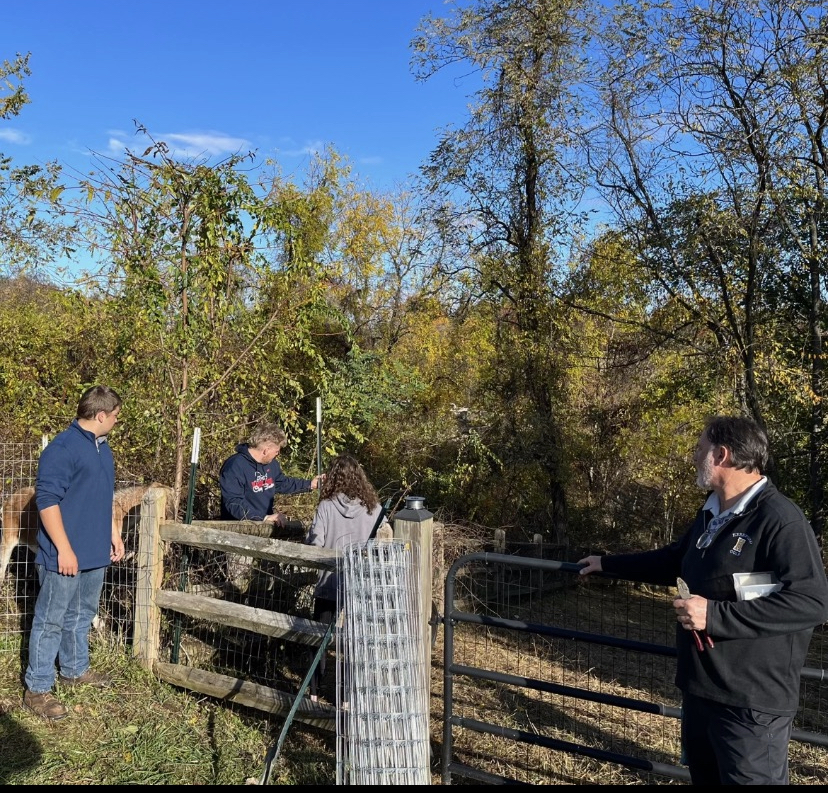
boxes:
[337,539,430,785]
[0,443,41,652]
[0,441,145,656]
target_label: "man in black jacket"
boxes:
[579,415,828,785]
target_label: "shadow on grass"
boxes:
[0,710,42,783]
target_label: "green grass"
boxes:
[0,640,336,785]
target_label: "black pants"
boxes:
[681,693,793,785]
[313,597,336,624]
[310,598,337,699]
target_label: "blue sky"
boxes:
[2,1,473,191]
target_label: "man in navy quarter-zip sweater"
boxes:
[579,415,828,785]
[23,385,125,721]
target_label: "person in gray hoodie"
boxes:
[304,453,388,699]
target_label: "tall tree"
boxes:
[411,0,596,536]
[75,132,338,511]
[589,0,828,534]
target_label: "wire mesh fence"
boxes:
[337,538,430,784]
[0,443,320,690]
[0,443,41,648]
[0,443,151,654]
[157,548,321,694]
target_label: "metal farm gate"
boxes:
[439,552,828,785]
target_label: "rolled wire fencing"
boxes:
[336,538,430,785]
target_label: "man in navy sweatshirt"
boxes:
[219,421,323,524]
[23,385,125,721]
[578,416,828,785]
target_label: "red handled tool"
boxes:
[677,577,714,651]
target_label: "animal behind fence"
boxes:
[0,482,173,582]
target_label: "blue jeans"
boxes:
[24,564,107,693]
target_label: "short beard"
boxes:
[696,454,714,490]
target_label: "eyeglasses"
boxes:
[696,513,733,550]
[696,529,718,550]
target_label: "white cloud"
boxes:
[276,139,325,158]
[107,137,128,155]
[103,129,252,160]
[0,128,31,145]
[161,131,251,158]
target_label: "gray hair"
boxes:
[249,421,287,450]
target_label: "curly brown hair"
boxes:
[320,453,379,511]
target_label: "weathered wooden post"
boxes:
[494,528,506,601]
[493,528,506,554]
[430,519,445,636]
[392,496,434,672]
[133,486,167,670]
[532,532,544,593]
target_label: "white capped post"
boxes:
[190,427,202,465]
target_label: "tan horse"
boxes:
[0,482,172,582]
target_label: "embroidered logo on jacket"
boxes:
[730,533,753,556]
[251,473,274,493]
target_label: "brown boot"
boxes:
[58,669,112,689]
[23,690,68,721]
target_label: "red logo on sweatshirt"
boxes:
[251,473,274,493]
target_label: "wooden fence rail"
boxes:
[132,487,338,729]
